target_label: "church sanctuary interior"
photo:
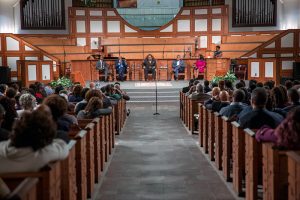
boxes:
[1,0,300,199]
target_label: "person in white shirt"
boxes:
[0,105,69,173]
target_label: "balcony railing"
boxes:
[184,0,225,7]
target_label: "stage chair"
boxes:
[98,64,114,82]
[234,65,247,80]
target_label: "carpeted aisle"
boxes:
[95,103,235,200]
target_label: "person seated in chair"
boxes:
[142,54,156,81]
[115,56,127,81]
[96,55,109,82]
[195,54,206,79]
[172,55,185,80]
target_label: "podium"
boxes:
[206,58,230,81]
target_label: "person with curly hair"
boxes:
[17,93,37,117]
[0,105,69,173]
[77,97,112,119]
[68,84,83,103]
[256,106,300,150]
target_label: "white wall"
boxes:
[0,0,72,34]
[226,0,300,32]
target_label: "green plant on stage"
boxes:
[211,71,237,85]
[50,76,73,88]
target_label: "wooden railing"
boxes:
[184,0,225,7]
[72,0,113,8]
[233,0,277,27]
[20,0,65,29]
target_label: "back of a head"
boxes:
[256,82,263,88]
[212,87,221,97]
[85,89,102,101]
[19,93,36,110]
[233,89,245,103]
[196,83,204,93]
[225,80,233,90]
[271,86,288,108]
[89,82,95,89]
[235,82,244,89]
[43,94,68,121]
[204,80,209,87]
[55,85,64,94]
[73,84,83,96]
[10,105,56,151]
[219,91,229,102]
[288,88,300,104]
[81,88,90,99]
[193,80,200,86]
[0,84,7,94]
[218,80,225,90]
[251,88,267,108]
[6,88,16,99]
[285,80,293,90]
[189,79,195,86]
[85,97,103,113]
[0,104,5,121]
[264,80,275,90]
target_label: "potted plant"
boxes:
[50,76,73,88]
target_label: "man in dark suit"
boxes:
[142,54,156,81]
[220,89,247,120]
[96,55,109,82]
[172,55,185,80]
[115,56,127,81]
[238,88,283,129]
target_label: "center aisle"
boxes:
[95,103,235,200]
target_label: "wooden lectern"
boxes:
[206,58,230,81]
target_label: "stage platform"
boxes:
[87,80,189,103]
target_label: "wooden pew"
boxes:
[1,160,63,200]
[207,110,215,161]
[92,118,103,182]
[180,92,183,120]
[286,151,300,200]
[262,143,288,200]
[244,128,261,200]
[69,129,88,200]
[61,140,77,200]
[184,95,189,126]
[4,178,39,200]
[198,103,204,147]
[189,99,203,134]
[114,101,122,135]
[202,106,209,153]
[121,99,127,127]
[111,107,115,149]
[103,116,109,162]
[232,121,245,196]
[78,120,95,198]
[222,116,233,182]
[214,112,223,170]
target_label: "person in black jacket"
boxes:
[238,88,283,129]
[142,54,157,81]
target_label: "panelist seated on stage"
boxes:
[115,56,128,81]
[96,55,109,82]
[142,54,157,81]
[213,45,223,58]
[172,55,185,80]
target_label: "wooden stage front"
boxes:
[70,58,230,82]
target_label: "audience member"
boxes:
[282,88,300,113]
[17,93,37,117]
[220,89,247,120]
[0,84,8,97]
[188,83,211,101]
[256,107,300,150]
[68,84,83,103]
[203,80,211,93]
[211,90,230,112]
[0,105,69,173]
[0,96,17,131]
[238,88,283,129]
[204,87,221,109]
[0,105,9,142]
[77,97,112,119]
[182,79,195,93]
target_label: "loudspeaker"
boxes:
[0,67,11,84]
[293,62,300,80]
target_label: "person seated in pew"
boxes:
[89,82,96,89]
[203,80,211,93]
[68,84,84,103]
[282,88,300,113]
[115,56,128,82]
[271,85,289,109]
[0,96,17,132]
[0,84,8,97]
[256,106,300,150]
[114,82,130,101]
[172,55,185,81]
[182,79,195,93]
[219,89,247,120]
[185,80,200,96]
[42,95,72,143]
[77,97,112,120]
[0,105,69,173]
[285,80,293,90]
[105,84,122,101]
[210,90,230,112]
[0,105,9,142]
[188,83,211,101]
[204,87,221,109]
[17,93,37,117]
[238,88,283,129]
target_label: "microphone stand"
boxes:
[153,75,160,115]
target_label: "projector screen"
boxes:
[117,0,137,8]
